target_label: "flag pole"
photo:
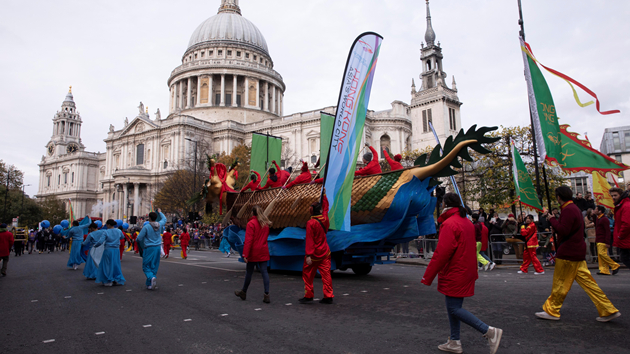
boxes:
[518,0,546,210]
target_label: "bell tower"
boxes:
[46,87,84,157]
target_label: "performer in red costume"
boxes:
[299,191,333,304]
[285,161,312,188]
[517,215,544,274]
[132,229,139,254]
[179,228,190,259]
[241,171,261,192]
[261,160,290,190]
[273,160,291,185]
[383,150,403,171]
[162,227,172,259]
[355,144,382,176]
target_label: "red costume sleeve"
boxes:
[273,160,281,172]
[286,172,312,188]
[383,150,403,170]
[355,147,382,176]
[313,178,323,184]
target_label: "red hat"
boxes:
[301,161,309,172]
[394,154,402,162]
[508,213,515,218]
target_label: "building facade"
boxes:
[600,125,630,185]
[37,0,462,221]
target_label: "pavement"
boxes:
[2,248,630,354]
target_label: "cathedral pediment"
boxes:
[119,116,158,137]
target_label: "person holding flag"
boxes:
[517,215,544,275]
[593,205,619,275]
[136,209,166,290]
[355,144,382,176]
[383,150,403,171]
[65,216,91,270]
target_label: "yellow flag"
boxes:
[592,172,615,209]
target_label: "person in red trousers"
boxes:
[355,144,382,176]
[162,227,172,259]
[383,150,403,171]
[179,228,190,259]
[299,191,333,304]
[517,215,544,275]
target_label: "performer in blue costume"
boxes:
[136,209,166,290]
[93,219,126,286]
[82,223,106,280]
[65,216,91,270]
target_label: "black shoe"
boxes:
[234,290,246,300]
[298,297,313,304]
[319,297,334,304]
[596,272,611,276]
[613,268,620,275]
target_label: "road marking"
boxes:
[184,319,192,322]
[97,292,104,295]
[143,325,152,328]
[224,279,229,281]
[255,308,262,311]
[126,289,132,292]
[403,285,409,288]
[361,290,367,293]
[179,284,184,286]
[285,303,292,306]
[314,299,320,301]
[43,339,55,343]
[221,314,228,317]
[202,282,207,284]
[383,288,390,290]
[95,332,105,335]
[31,300,38,302]
[64,296,71,299]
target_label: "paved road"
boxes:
[2,248,629,354]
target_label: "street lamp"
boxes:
[3,167,12,220]
[184,138,198,210]
[21,184,31,215]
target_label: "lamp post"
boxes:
[3,168,11,221]
[185,138,198,211]
[21,184,31,215]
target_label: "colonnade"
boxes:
[111,182,152,222]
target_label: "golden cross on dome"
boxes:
[146,106,149,113]
[69,86,72,93]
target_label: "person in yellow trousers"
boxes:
[536,186,621,322]
[593,206,620,276]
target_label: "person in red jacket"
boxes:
[355,144,382,176]
[299,192,333,304]
[383,150,403,171]
[610,187,630,269]
[593,205,619,275]
[285,161,312,188]
[261,161,290,190]
[241,171,261,192]
[517,215,544,275]
[179,228,190,259]
[234,205,272,303]
[537,186,620,322]
[0,223,14,276]
[422,194,502,354]
[162,228,173,259]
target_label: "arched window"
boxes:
[380,135,391,158]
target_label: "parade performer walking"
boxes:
[536,186,620,322]
[234,205,272,303]
[219,235,232,257]
[137,210,166,290]
[285,161,312,188]
[355,144,382,176]
[179,227,190,259]
[82,223,106,280]
[65,216,91,270]
[472,214,494,271]
[383,150,403,171]
[593,206,619,275]
[422,193,502,354]
[93,220,126,286]
[517,215,544,275]
[609,187,630,269]
[241,171,261,192]
[298,191,334,304]
[162,227,172,259]
[0,223,14,277]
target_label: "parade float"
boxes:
[196,125,499,274]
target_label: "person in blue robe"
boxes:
[82,223,106,280]
[65,216,91,270]
[136,209,166,290]
[93,219,126,286]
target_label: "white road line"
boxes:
[221,314,228,317]
[361,290,367,293]
[383,288,390,290]
[314,299,320,301]
[126,289,132,292]
[184,319,192,322]
[64,296,71,299]
[201,282,207,284]
[285,303,292,306]
[178,284,184,286]
[143,325,152,328]
[343,294,349,296]
[31,300,38,302]
[95,332,105,335]
[224,279,229,281]
[403,285,409,288]
[97,292,104,295]
[255,308,262,311]
[43,339,55,343]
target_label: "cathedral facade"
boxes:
[37,0,462,221]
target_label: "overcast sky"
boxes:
[1,0,628,197]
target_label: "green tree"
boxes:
[38,196,68,226]
[153,170,197,216]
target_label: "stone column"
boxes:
[272,85,276,114]
[232,74,238,107]
[123,183,129,221]
[209,75,214,105]
[256,79,260,109]
[264,82,269,111]
[169,85,173,112]
[220,74,226,106]
[179,81,185,109]
[196,76,201,106]
[133,183,140,217]
[244,77,249,107]
[186,77,192,108]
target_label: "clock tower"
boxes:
[46,87,84,157]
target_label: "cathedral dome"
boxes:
[187,2,269,55]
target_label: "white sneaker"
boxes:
[483,326,503,354]
[437,339,462,353]
[483,263,490,271]
[478,266,483,271]
[151,277,157,289]
[517,270,526,274]
[534,271,545,275]
[488,263,496,271]
[535,311,560,321]
[596,312,621,322]
[147,285,152,290]
[73,265,78,270]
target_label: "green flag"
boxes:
[521,38,562,164]
[557,125,629,175]
[250,133,282,186]
[511,142,542,211]
[319,112,335,178]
